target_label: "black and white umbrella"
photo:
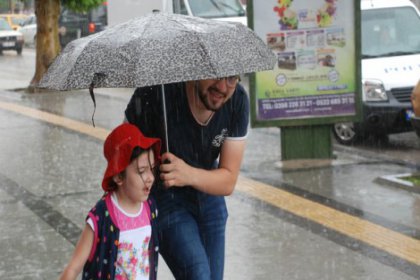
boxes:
[39,11,275,150]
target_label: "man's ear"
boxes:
[112,174,124,186]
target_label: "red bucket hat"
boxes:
[102,123,161,191]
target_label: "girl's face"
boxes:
[120,150,156,203]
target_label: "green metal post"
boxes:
[280,125,333,160]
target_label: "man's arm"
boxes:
[159,139,246,196]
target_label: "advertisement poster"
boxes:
[252,0,358,123]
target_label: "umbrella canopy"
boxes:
[39,11,275,90]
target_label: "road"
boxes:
[2,47,419,166]
[0,47,36,90]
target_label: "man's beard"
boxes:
[197,87,223,112]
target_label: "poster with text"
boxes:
[253,0,358,122]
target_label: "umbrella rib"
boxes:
[192,31,217,77]
[169,17,217,78]
[65,33,105,90]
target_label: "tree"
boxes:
[30,0,103,89]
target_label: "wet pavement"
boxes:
[1,50,420,279]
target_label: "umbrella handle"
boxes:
[161,84,169,154]
[89,83,96,127]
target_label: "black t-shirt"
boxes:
[125,82,249,170]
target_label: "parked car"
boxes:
[0,13,29,30]
[333,0,420,145]
[0,17,24,54]
[59,3,107,48]
[411,80,420,137]
[17,14,36,46]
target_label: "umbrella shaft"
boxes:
[161,85,169,153]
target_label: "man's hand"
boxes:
[160,152,192,188]
[159,139,245,195]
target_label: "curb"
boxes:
[375,173,420,194]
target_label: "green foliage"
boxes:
[402,176,420,186]
[0,0,28,13]
[0,1,8,12]
[62,0,104,13]
[21,0,32,9]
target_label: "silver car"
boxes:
[0,17,24,54]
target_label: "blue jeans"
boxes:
[156,187,228,280]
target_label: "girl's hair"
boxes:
[107,147,156,191]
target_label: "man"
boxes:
[125,76,249,280]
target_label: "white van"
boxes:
[107,0,247,27]
[333,0,420,144]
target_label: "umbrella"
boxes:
[39,11,276,150]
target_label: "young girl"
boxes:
[60,123,161,280]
